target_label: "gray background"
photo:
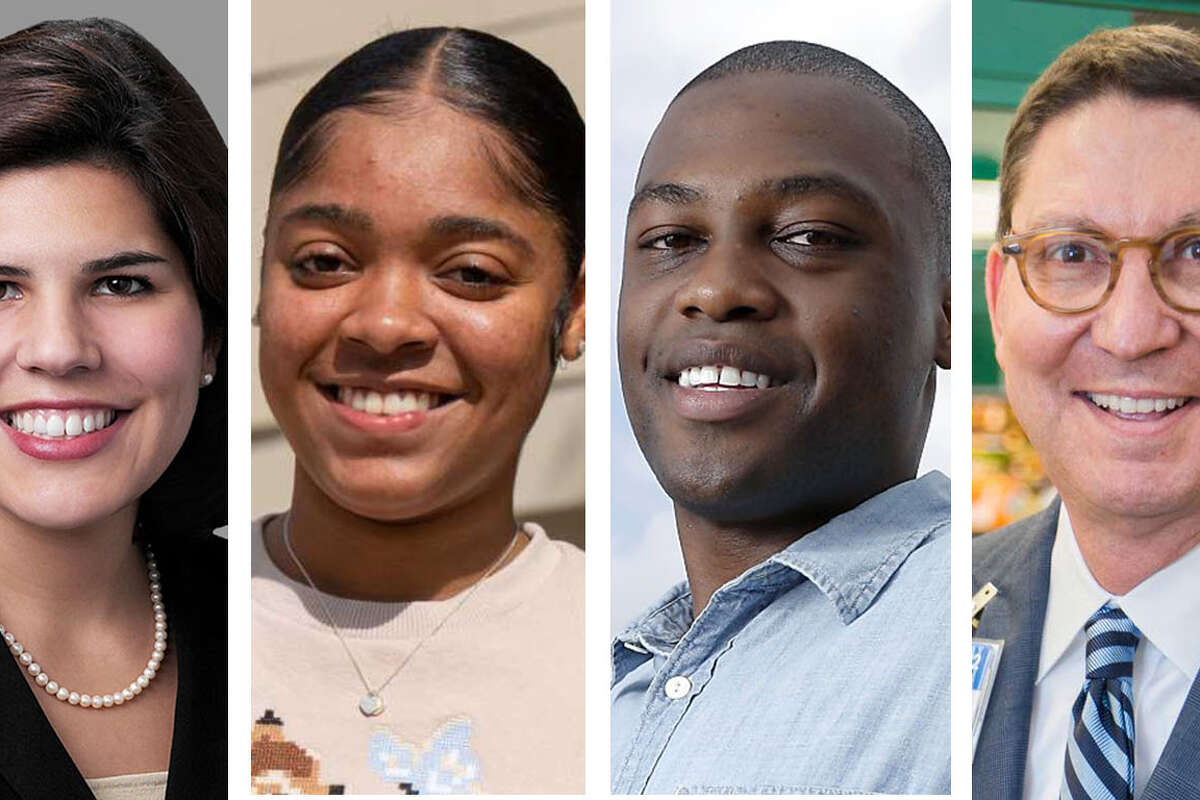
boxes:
[610,0,952,633]
[2,1,227,138]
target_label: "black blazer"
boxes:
[0,533,226,799]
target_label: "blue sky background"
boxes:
[610,0,952,633]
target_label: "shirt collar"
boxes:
[615,582,694,658]
[1037,505,1108,683]
[1038,505,1200,682]
[1117,528,1200,680]
[770,471,948,624]
[615,471,949,653]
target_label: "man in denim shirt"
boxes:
[614,41,951,794]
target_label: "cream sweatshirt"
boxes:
[251,519,584,795]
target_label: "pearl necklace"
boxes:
[282,512,520,717]
[1,544,167,710]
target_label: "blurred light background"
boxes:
[610,0,951,633]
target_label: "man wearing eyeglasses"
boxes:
[974,24,1200,800]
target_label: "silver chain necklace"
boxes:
[281,511,521,717]
[2,543,166,710]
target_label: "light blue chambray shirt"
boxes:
[611,472,950,795]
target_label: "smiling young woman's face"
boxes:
[0,163,210,530]
[258,100,579,521]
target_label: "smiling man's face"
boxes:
[987,95,1200,526]
[617,72,948,523]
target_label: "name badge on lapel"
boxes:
[972,582,998,629]
[972,637,1003,759]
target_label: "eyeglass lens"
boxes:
[1023,230,1200,311]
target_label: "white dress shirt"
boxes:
[1023,506,1200,800]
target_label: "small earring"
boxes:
[200,372,214,387]
[577,340,585,358]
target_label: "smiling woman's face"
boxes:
[258,100,578,521]
[0,164,210,531]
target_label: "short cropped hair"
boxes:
[998,24,1200,238]
[676,41,950,276]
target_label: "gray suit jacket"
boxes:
[972,501,1200,800]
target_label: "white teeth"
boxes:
[677,364,776,390]
[335,387,440,417]
[1086,393,1190,415]
[4,408,117,439]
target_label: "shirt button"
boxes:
[664,675,692,699]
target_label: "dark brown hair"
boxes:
[0,18,227,534]
[998,24,1200,238]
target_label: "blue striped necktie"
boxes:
[1061,602,1142,800]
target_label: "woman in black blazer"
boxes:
[0,18,226,799]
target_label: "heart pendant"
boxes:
[359,692,385,716]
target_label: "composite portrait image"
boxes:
[0,0,1197,798]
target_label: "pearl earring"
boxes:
[200,373,214,387]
